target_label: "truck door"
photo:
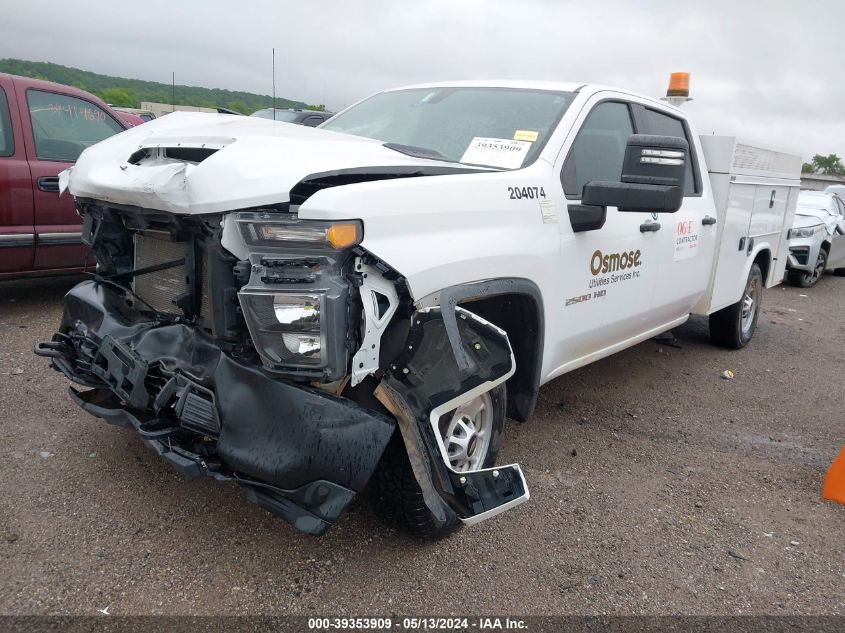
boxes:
[553,99,661,365]
[17,85,124,270]
[639,106,716,323]
[0,78,34,274]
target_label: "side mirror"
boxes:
[582,134,688,213]
[567,204,607,233]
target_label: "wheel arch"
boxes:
[751,246,772,286]
[422,279,545,422]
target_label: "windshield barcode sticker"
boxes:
[460,137,532,169]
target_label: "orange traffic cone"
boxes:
[822,446,845,505]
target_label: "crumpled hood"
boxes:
[64,112,466,214]
[794,207,841,236]
[793,211,826,227]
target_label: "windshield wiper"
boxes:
[383,142,450,161]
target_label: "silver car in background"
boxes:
[786,191,845,287]
[825,184,845,199]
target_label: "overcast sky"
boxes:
[2,0,843,161]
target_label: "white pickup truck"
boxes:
[37,79,801,538]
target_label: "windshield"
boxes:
[321,87,575,169]
[251,109,301,122]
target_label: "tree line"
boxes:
[0,58,326,115]
[802,154,845,176]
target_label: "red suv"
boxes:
[0,74,132,280]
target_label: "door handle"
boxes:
[37,176,60,193]
[769,190,776,208]
[639,221,661,233]
[702,216,717,226]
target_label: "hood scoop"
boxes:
[128,136,236,165]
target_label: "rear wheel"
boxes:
[788,249,827,288]
[372,385,506,538]
[709,263,763,349]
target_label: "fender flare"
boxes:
[418,278,545,422]
[746,243,773,288]
[376,305,529,525]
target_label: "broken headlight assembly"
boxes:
[234,212,361,380]
[239,290,324,366]
[240,216,362,250]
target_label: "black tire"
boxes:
[786,269,807,287]
[709,263,763,349]
[372,384,506,539]
[787,250,827,288]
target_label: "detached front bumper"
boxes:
[37,280,394,535]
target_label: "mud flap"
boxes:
[376,306,529,525]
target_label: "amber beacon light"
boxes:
[663,72,692,107]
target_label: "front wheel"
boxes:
[372,385,506,539]
[787,249,827,288]
[709,263,763,349]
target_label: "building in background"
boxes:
[140,102,218,118]
[800,173,845,191]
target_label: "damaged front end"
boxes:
[37,197,528,536]
[376,307,528,528]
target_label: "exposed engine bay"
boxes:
[36,198,528,535]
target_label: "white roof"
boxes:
[380,80,685,116]
[384,79,587,93]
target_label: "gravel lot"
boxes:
[0,274,843,616]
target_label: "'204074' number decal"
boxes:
[508,186,546,200]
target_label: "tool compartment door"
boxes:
[749,181,793,287]
[706,177,755,313]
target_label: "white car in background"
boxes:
[825,184,845,199]
[786,191,845,287]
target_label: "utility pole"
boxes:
[272,48,276,120]
[171,72,175,113]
